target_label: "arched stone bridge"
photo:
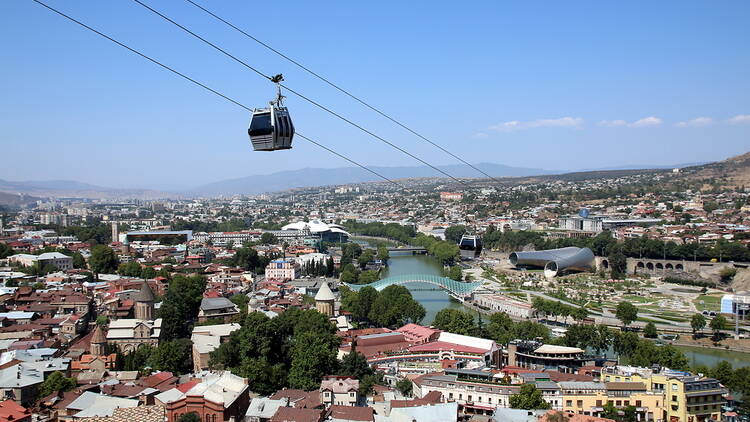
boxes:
[344,274,482,301]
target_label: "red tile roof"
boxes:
[0,399,30,422]
[328,405,374,422]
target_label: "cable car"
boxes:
[459,234,482,260]
[248,75,294,151]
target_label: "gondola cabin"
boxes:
[248,105,294,151]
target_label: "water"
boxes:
[355,238,750,366]
[383,254,465,324]
[676,344,750,369]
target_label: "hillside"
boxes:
[679,151,750,189]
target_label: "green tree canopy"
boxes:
[509,384,551,410]
[38,371,76,398]
[615,302,638,328]
[691,313,707,335]
[89,245,119,277]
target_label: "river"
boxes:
[383,253,465,324]
[354,238,750,366]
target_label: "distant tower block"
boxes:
[111,221,119,243]
[315,282,336,318]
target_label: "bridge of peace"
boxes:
[344,273,482,301]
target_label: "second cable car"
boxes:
[459,234,482,260]
[248,75,294,151]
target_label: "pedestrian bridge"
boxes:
[344,273,482,300]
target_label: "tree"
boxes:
[0,242,12,259]
[509,384,551,410]
[709,315,728,340]
[447,265,462,281]
[432,309,476,336]
[339,348,373,380]
[141,266,157,279]
[89,245,118,278]
[367,285,425,328]
[96,315,109,326]
[444,225,467,244]
[609,247,628,279]
[38,371,76,398]
[643,322,658,338]
[158,274,207,340]
[615,302,638,328]
[691,314,707,337]
[71,252,86,269]
[177,413,200,422]
[377,245,390,262]
[117,261,142,277]
[260,232,278,245]
[233,245,262,271]
[288,331,339,391]
[148,339,193,375]
[396,378,413,397]
[358,249,375,269]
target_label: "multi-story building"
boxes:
[600,366,727,422]
[319,376,359,407]
[558,381,664,422]
[265,259,300,281]
[8,253,73,271]
[412,369,521,416]
[156,371,250,422]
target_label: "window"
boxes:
[459,394,462,400]
[449,393,453,399]
[577,400,583,408]
[468,395,472,402]
[596,400,602,406]
[566,400,573,407]
[624,400,629,406]
[350,392,355,397]
[636,400,641,407]
[672,395,678,402]
[488,398,492,404]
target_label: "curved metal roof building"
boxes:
[509,247,594,277]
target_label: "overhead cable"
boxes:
[28,0,406,190]
[130,0,468,186]
[184,0,501,183]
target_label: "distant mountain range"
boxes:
[186,162,558,197]
[0,179,179,201]
[0,157,740,203]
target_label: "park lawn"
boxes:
[694,294,722,312]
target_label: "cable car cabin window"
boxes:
[249,112,273,136]
[460,239,476,249]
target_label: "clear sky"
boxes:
[1,0,749,190]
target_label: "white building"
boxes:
[8,252,73,271]
[473,294,533,319]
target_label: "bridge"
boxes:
[386,247,428,255]
[345,273,482,301]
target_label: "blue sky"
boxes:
[1,0,749,189]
